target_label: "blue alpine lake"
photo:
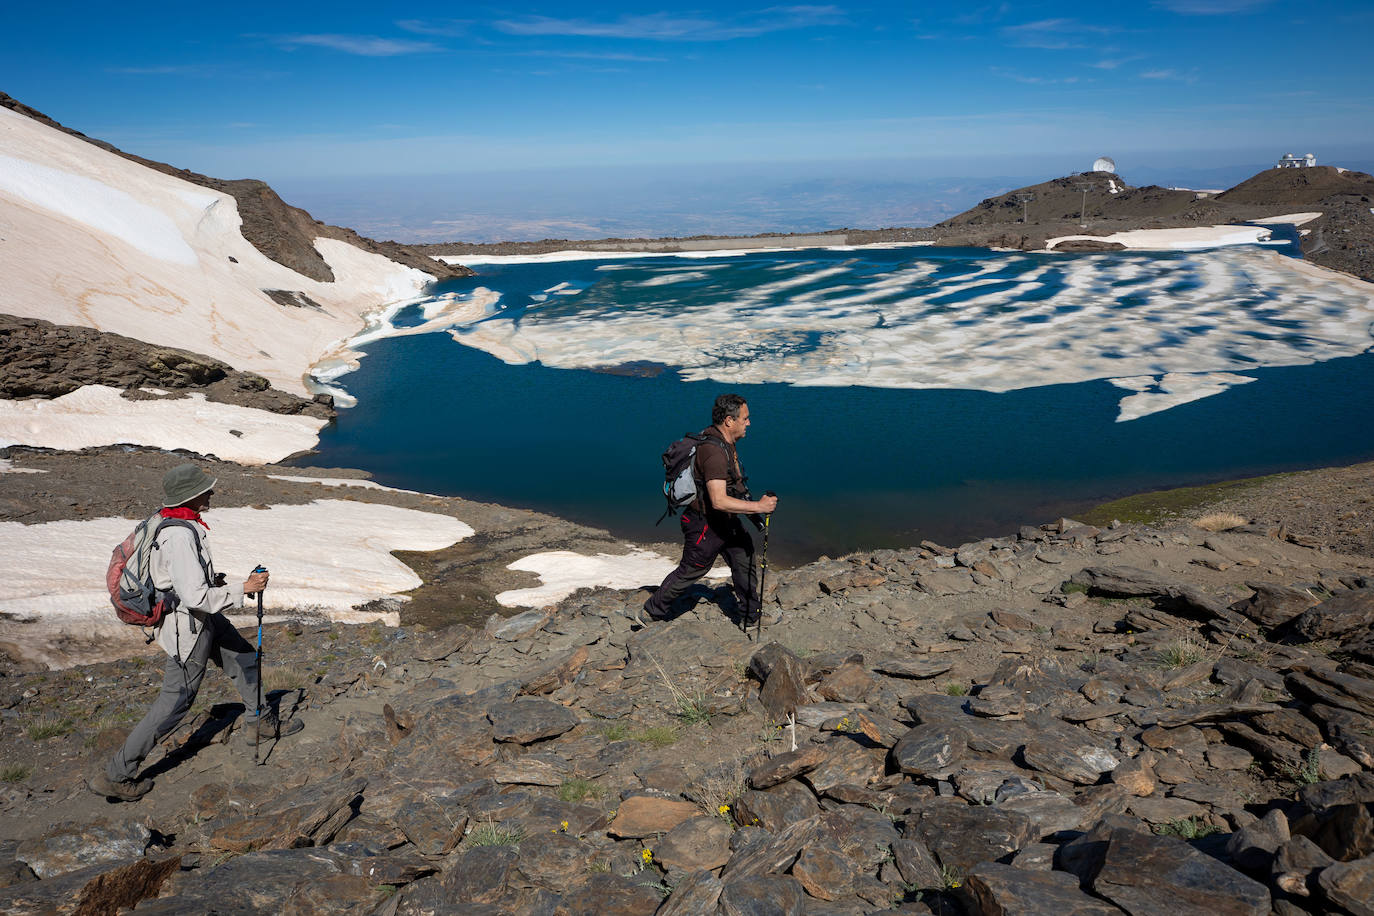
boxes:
[305,243,1374,564]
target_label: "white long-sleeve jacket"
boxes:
[150,520,246,662]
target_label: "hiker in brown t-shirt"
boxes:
[639,394,779,626]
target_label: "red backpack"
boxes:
[107,513,208,628]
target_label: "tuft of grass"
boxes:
[557,778,604,803]
[0,764,32,783]
[599,722,632,742]
[635,726,679,748]
[1155,817,1222,839]
[27,716,74,741]
[941,864,963,890]
[264,666,313,692]
[1061,581,1090,595]
[587,861,611,874]
[944,681,969,697]
[646,652,713,727]
[1157,637,1207,670]
[465,818,526,848]
[674,691,713,727]
[1194,512,1248,532]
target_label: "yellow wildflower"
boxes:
[559,820,569,832]
[641,848,654,865]
[718,804,731,816]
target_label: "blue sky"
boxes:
[4,2,1373,240]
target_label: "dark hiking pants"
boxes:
[646,510,758,619]
[108,612,261,782]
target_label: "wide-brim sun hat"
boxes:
[163,463,217,508]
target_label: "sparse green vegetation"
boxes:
[465,818,525,848]
[587,861,611,874]
[27,716,74,740]
[558,778,605,803]
[1080,473,1286,528]
[1155,817,1222,839]
[1280,748,1324,786]
[598,721,679,747]
[1158,638,1207,670]
[599,721,631,741]
[941,864,963,890]
[635,726,679,748]
[944,681,969,697]
[265,666,312,692]
[674,691,713,726]
[0,764,32,782]
[1061,581,1090,595]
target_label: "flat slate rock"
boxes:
[658,870,724,916]
[1021,735,1118,785]
[1292,588,1374,640]
[748,743,831,789]
[16,819,151,879]
[607,796,701,838]
[485,609,550,640]
[966,861,1123,915]
[733,781,819,833]
[1317,855,1374,916]
[656,816,733,874]
[873,657,955,679]
[759,651,810,722]
[1091,827,1270,916]
[906,802,1037,872]
[891,723,967,779]
[555,872,666,916]
[488,698,579,744]
[719,873,806,916]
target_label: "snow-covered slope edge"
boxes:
[0,104,432,399]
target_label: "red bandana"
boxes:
[160,506,208,528]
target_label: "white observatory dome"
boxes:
[1092,156,1117,174]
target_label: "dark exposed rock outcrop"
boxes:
[0,314,332,419]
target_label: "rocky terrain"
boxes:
[0,316,335,421]
[2,492,1373,914]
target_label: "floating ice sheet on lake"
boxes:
[362,245,1374,421]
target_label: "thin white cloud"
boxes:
[106,65,202,75]
[395,18,472,37]
[1154,0,1271,14]
[493,7,845,41]
[270,34,443,56]
[521,49,669,62]
[991,66,1080,85]
[1141,68,1199,83]
[1003,18,1116,49]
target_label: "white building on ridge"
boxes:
[1276,152,1317,168]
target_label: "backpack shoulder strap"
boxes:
[151,518,214,589]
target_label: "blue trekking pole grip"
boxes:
[252,564,266,763]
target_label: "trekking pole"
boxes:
[756,492,775,643]
[252,565,266,765]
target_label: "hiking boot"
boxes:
[88,772,153,803]
[628,601,670,630]
[241,710,304,747]
[742,608,782,628]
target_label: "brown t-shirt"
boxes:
[693,426,746,517]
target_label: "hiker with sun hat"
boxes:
[90,462,302,802]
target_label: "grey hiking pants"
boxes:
[107,612,261,782]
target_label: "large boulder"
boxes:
[1090,827,1270,915]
